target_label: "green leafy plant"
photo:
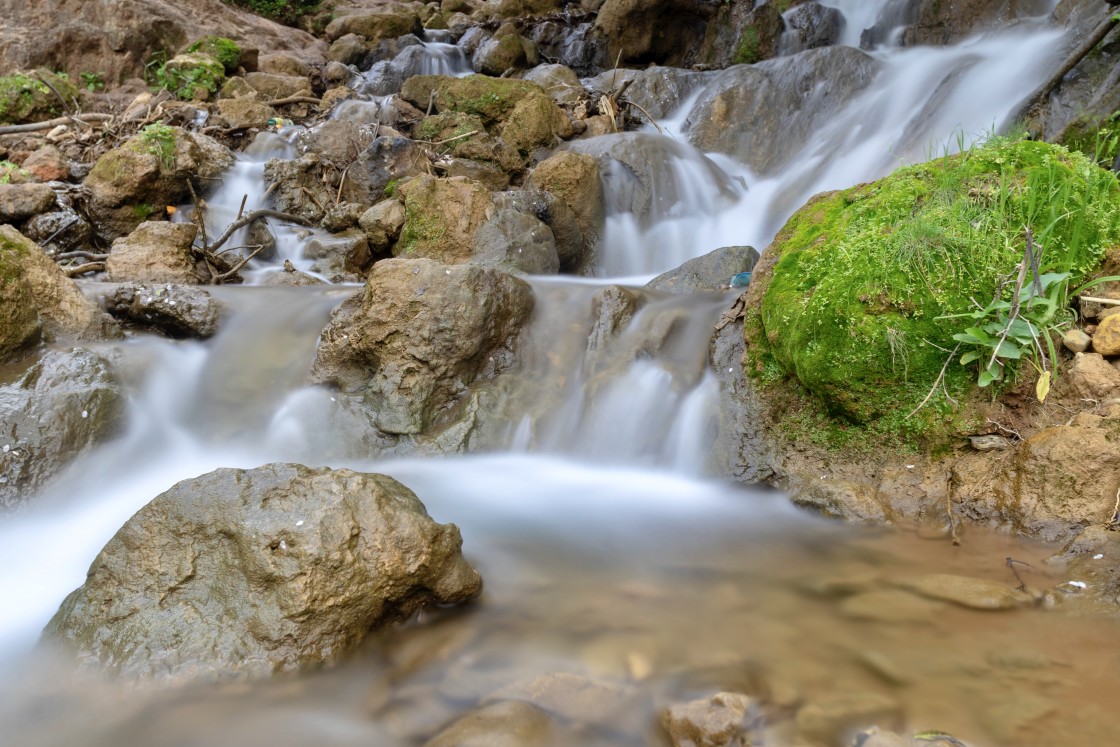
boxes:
[79,72,104,92]
[222,0,320,26]
[0,160,27,184]
[138,124,178,169]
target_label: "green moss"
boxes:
[1059,112,1120,169]
[734,26,761,65]
[396,196,446,256]
[184,36,242,72]
[160,53,225,100]
[0,72,59,124]
[221,0,320,26]
[0,160,27,185]
[748,136,1120,448]
[132,203,155,221]
[135,124,179,170]
[426,75,540,126]
[383,179,399,198]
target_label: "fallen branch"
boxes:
[213,245,266,283]
[53,250,108,261]
[267,95,322,107]
[0,113,113,135]
[417,129,480,147]
[1080,295,1120,306]
[622,98,664,135]
[207,208,311,254]
[64,261,105,277]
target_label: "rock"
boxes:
[20,145,70,182]
[358,198,407,249]
[395,175,494,264]
[184,36,241,73]
[1063,328,1092,353]
[593,0,713,68]
[0,0,326,87]
[0,226,119,345]
[311,258,534,435]
[414,111,523,174]
[105,221,200,285]
[584,66,709,120]
[0,348,124,509]
[261,260,324,287]
[473,34,539,76]
[43,463,483,682]
[321,63,354,89]
[104,282,222,338]
[325,10,423,43]
[472,203,560,274]
[500,91,572,155]
[22,208,93,256]
[446,158,511,191]
[0,246,41,360]
[0,69,77,124]
[500,189,585,272]
[795,693,903,747]
[226,71,311,101]
[1062,352,1120,401]
[328,33,370,66]
[523,64,585,106]
[779,2,846,55]
[838,589,946,624]
[84,126,234,240]
[258,52,312,77]
[424,701,558,747]
[896,574,1033,610]
[527,151,604,252]
[850,728,912,747]
[400,74,541,127]
[647,246,760,294]
[161,52,225,100]
[215,95,273,129]
[0,183,56,223]
[1092,313,1120,355]
[304,229,372,280]
[685,47,882,175]
[485,672,640,725]
[660,692,758,747]
[968,434,1012,451]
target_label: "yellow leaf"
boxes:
[165,205,177,214]
[1036,370,1051,403]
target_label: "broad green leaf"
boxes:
[960,350,980,365]
[965,326,991,343]
[978,369,996,387]
[995,339,1022,359]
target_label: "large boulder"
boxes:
[312,258,534,435]
[528,151,605,256]
[43,463,483,681]
[325,9,424,43]
[0,0,326,87]
[0,69,77,124]
[84,126,234,240]
[592,0,715,68]
[105,221,200,285]
[0,226,119,354]
[684,46,882,175]
[0,348,124,509]
[584,66,710,121]
[395,175,494,263]
[103,282,222,338]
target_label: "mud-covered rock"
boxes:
[661,692,758,747]
[395,175,495,263]
[43,463,483,682]
[84,126,234,240]
[0,348,124,509]
[105,221,200,285]
[0,183,56,224]
[311,258,534,435]
[685,47,882,175]
[104,282,222,338]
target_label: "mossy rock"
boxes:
[499,91,572,155]
[0,70,78,125]
[1058,112,1120,169]
[416,111,522,173]
[747,137,1120,445]
[396,175,494,263]
[162,53,226,100]
[184,36,243,73]
[0,230,42,360]
[401,75,542,127]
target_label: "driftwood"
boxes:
[0,113,113,135]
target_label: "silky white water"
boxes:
[1,3,1114,745]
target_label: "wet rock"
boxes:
[104,282,222,338]
[328,33,370,67]
[0,348,124,509]
[0,248,41,360]
[796,693,903,747]
[1060,352,1120,401]
[585,66,709,120]
[261,261,324,287]
[105,221,200,285]
[685,46,882,175]
[473,33,539,76]
[780,2,846,55]
[311,258,534,435]
[400,75,541,127]
[0,182,56,223]
[523,64,585,106]
[473,203,560,274]
[593,0,713,68]
[44,463,483,682]
[325,10,423,44]
[1062,328,1092,353]
[647,246,760,295]
[446,159,511,191]
[395,175,494,264]
[501,189,585,272]
[304,229,372,280]
[893,0,1044,47]
[1092,313,1120,355]
[84,127,234,240]
[500,91,572,155]
[528,151,604,253]
[485,672,640,725]
[215,94,273,129]
[660,691,758,747]
[0,69,76,124]
[0,226,119,345]
[527,18,603,76]
[896,574,1033,610]
[424,701,559,747]
[839,589,946,624]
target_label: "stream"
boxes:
[2,1,1118,745]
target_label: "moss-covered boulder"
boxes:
[161,53,226,100]
[325,9,424,43]
[500,91,572,155]
[0,70,78,125]
[746,137,1120,443]
[415,111,523,173]
[396,174,495,262]
[0,238,42,361]
[401,74,541,127]
[184,36,242,73]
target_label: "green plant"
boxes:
[79,72,105,92]
[222,0,321,26]
[0,160,27,184]
[138,124,177,168]
[184,37,242,72]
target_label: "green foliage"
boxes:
[0,160,27,184]
[132,203,155,221]
[383,179,399,198]
[157,53,225,100]
[0,73,55,124]
[184,37,242,72]
[222,0,321,26]
[1059,111,1120,169]
[137,124,178,169]
[80,72,105,92]
[734,26,761,65]
[750,135,1120,446]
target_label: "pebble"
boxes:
[1062,328,1091,353]
[968,434,1012,451]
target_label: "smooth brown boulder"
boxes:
[44,463,483,682]
[105,221,200,285]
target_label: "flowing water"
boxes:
[3,3,1119,746]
